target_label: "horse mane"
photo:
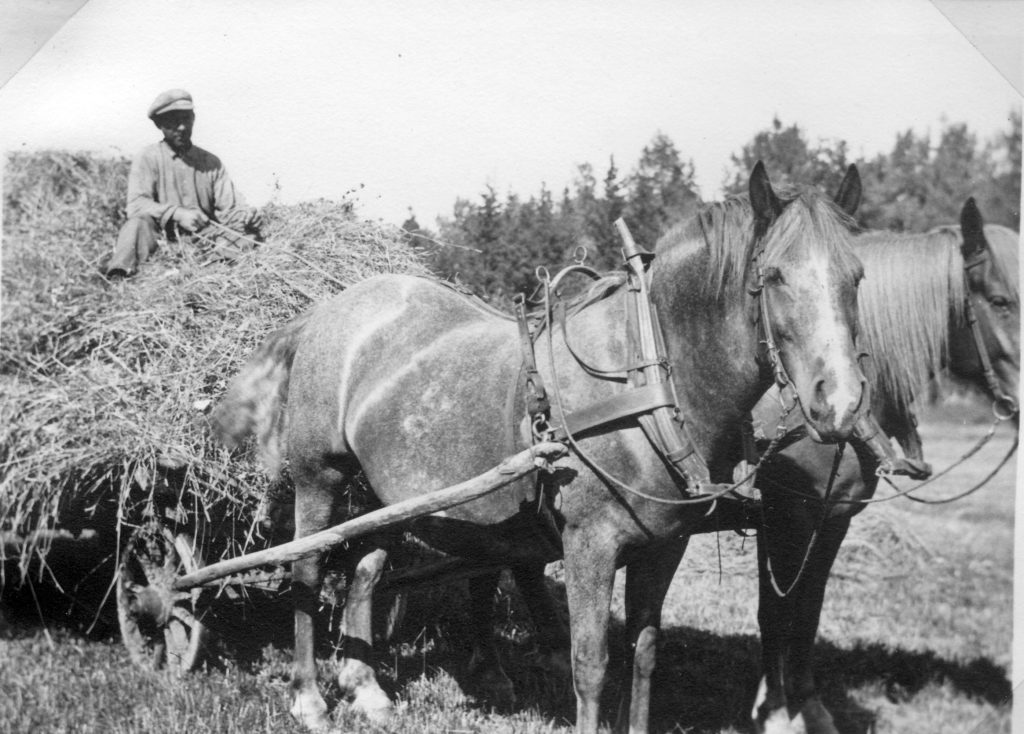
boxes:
[657,189,862,299]
[854,228,967,413]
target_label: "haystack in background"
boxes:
[1,150,432,583]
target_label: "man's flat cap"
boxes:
[148,89,194,119]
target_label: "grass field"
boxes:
[0,412,1015,734]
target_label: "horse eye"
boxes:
[763,266,785,285]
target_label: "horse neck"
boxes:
[650,247,766,468]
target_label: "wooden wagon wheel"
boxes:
[116,523,209,673]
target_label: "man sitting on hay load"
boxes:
[103,88,263,278]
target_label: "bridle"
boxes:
[962,251,1018,421]
[748,227,796,395]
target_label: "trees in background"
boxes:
[427,133,701,305]
[424,114,1020,303]
[722,114,1021,231]
[721,117,852,199]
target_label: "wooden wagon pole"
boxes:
[172,442,567,591]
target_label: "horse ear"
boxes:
[960,197,987,260]
[749,161,783,223]
[833,164,862,217]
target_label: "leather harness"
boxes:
[512,221,724,497]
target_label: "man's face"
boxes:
[154,110,195,151]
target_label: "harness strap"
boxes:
[963,289,1019,418]
[624,280,708,488]
[553,381,677,439]
[513,294,550,421]
[617,221,711,491]
[556,299,658,377]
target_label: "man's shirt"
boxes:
[126,140,248,228]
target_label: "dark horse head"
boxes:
[947,198,1020,425]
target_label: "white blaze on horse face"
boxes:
[793,249,862,429]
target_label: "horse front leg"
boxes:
[336,546,393,723]
[785,516,850,734]
[512,560,572,677]
[465,569,517,710]
[754,491,850,734]
[619,538,688,734]
[753,483,822,734]
[563,523,620,734]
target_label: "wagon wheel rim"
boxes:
[116,524,209,673]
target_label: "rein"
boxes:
[763,441,846,597]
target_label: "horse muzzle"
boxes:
[799,374,868,443]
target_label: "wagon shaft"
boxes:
[172,442,568,591]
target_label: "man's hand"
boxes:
[242,207,263,231]
[173,207,210,233]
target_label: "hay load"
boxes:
[1,150,433,581]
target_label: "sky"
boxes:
[0,0,1020,228]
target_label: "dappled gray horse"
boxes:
[213,163,869,733]
[744,199,1019,734]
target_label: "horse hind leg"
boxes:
[336,546,393,723]
[290,474,340,732]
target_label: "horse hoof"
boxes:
[290,692,332,732]
[794,697,839,734]
[350,686,393,723]
[754,706,796,734]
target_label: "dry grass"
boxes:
[1,151,431,579]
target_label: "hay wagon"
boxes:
[113,442,567,672]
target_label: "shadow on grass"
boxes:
[3,559,1010,734]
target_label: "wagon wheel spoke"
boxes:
[172,533,202,574]
[117,526,210,674]
[169,604,200,627]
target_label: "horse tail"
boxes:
[212,312,312,477]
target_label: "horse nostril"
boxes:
[856,379,869,414]
[813,378,829,408]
